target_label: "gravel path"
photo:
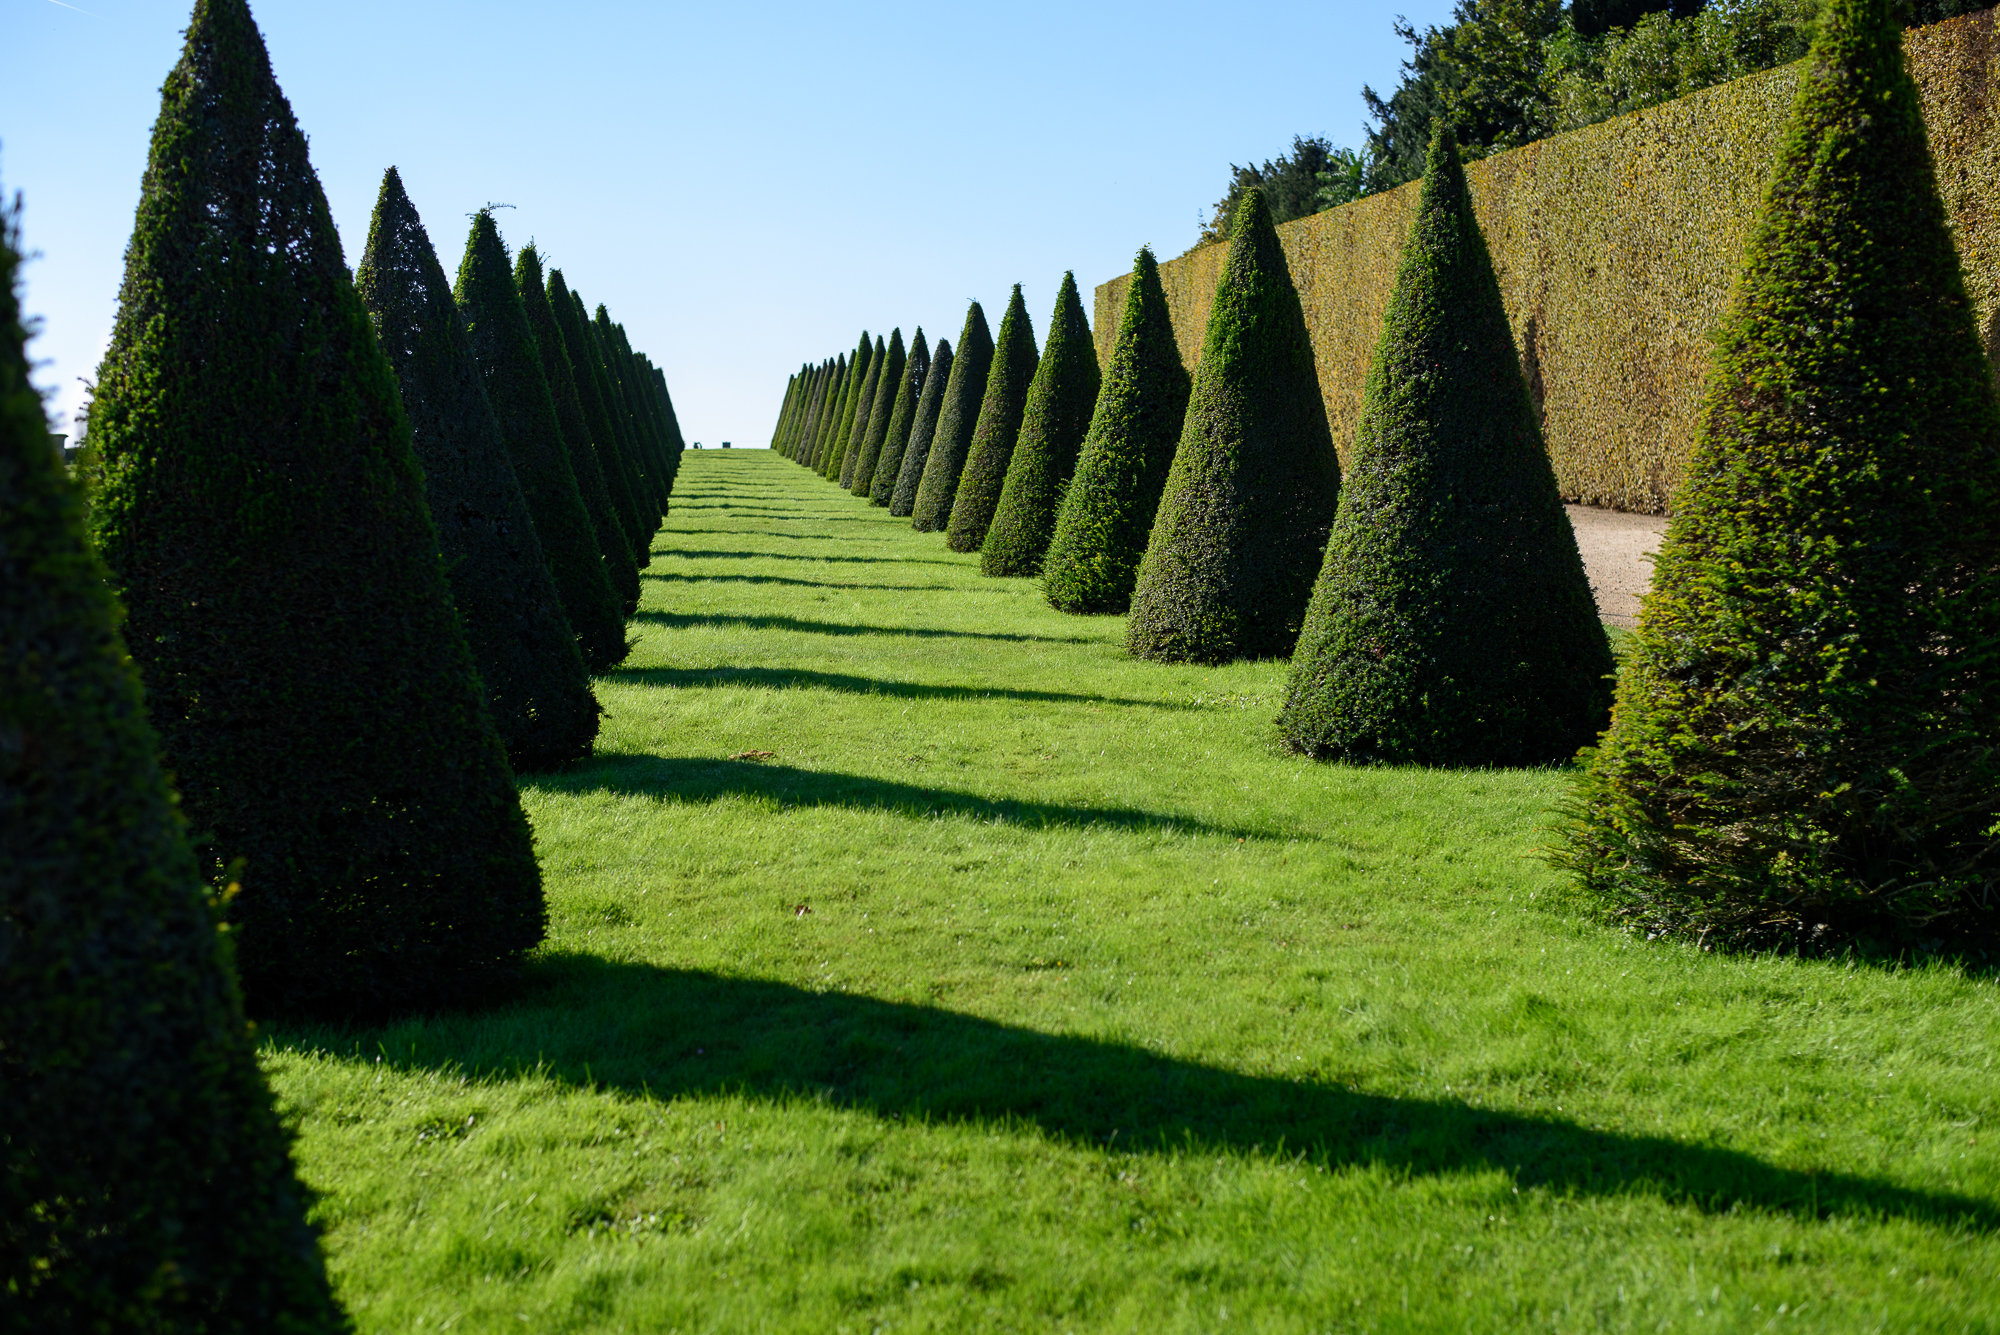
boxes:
[1566,504,1668,628]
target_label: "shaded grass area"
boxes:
[269,452,2000,1333]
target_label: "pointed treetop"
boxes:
[946,283,1040,553]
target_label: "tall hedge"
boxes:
[1127,190,1341,663]
[848,329,905,494]
[456,215,626,671]
[1044,247,1191,614]
[836,335,886,487]
[825,330,874,481]
[912,302,993,531]
[1,182,347,1335]
[890,337,951,516]
[982,273,1100,576]
[1557,0,2000,949]
[1278,129,1613,765]
[80,0,544,1017]
[517,246,639,615]
[551,269,652,563]
[869,330,928,504]
[946,285,1039,553]
[356,170,600,771]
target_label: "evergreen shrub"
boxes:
[890,337,952,516]
[551,270,652,563]
[946,285,1039,553]
[1,178,349,1335]
[80,0,545,1017]
[837,335,886,487]
[813,355,849,473]
[825,331,873,481]
[1127,190,1341,663]
[849,328,906,496]
[982,273,1100,576]
[869,331,928,505]
[1044,247,1191,614]
[912,302,993,531]
[356,170,600,770]
[1278,130,1613,765]
[1556,0,2000,950]
[586,297,664,520]
[456,214,626,671]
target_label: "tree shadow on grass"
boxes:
[289,956,2000,1234]
[640,573,953,592]
[658,551,962,568]
[632,610,1097,645]
[608,665,1189,711]
[525,754,1268,840]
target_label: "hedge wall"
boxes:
[1094,7,2000,514]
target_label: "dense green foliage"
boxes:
[1558,0,2000,949]
[1197,136,1363,245]
[566,289,656,531]
[813,356,848,472]
[1127,192,1341,663]
[1278,131,1612,765]
[837,336,886,488]
[592,305,668,516]
[849,329,906,496]
[80,0,544,1017]
[945,287,1038,553]
[517,245,639,616]
[912,303,992,532]
[868,331,927,505]
[789,360,829,462]
[456,214,626,672]
[981,274,1099,577]
[890,338,951,516]
[0,180,347,1335]
[1042,249,1192,614]
[356,171,599,771]
[551,270,652,565]
[649,362,689,497]
[825,332,873,480]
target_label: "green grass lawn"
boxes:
[268,449,2000,1333]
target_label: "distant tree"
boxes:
[825,331,875,481]
[850,327,907,496]
[890,337,952,517]
[869,331,929,505]
[357,170,600,769]
[1,173,348,1335]
[982,273,1100,577]
[1128,191,1341,663]
[946,285,1039,553]
[1043,247,1192,614]
[551,270,653,562]
[81,0,544,1017]
[912,302,993,532]
[1197,135,1345,246]
[836,335,886,487]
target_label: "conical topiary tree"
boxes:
[869,330,928,504]
[982,273,1100,576]
[357,169,600,771]
[648,362,688,496]
[849,328,906,494]
[551,269,652,563]
[771,370,802,450]
[1,184,348,1335]
[597,312,670,509]
[913,302,993,531]
[517,244,639,615]
[946,285,1039,553]
[585,301,663,517]
[1278,129,1613,765]
[836,335,886,487]
[790,360,828,463]
[813,354,849,472]
[1044,247,1192,614]
[458,216,627,670]
[1557,0,2000,949]
[79,0,544,1017]
[825,330,874,481]
[890,337,951,516]
[1127,190,1341,662]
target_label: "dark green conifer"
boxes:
[890,338,951,516]
[1127,190,1341,663]
[1044,247,1192,614]
[913,302,993,531]
[1,181,348,1335]
[844,333,898,491]
[613,325,680,502]
[982,274,1100,576]
[813,355,849,471]
[804,359,835,462]
[80,0,544,1016]
[947,285,1039,553]
[457,215,626,671]
[825,330,874,481]
[650,364,688,493]
[551,269,652,562]
[1278,130,1612,765]
[1557,0,2000,947]
[516,245,639,615]
[575,295,657,515]
[790,360,829,463]
[357,170,600,770]
[867,330,927,503]
[771,370,801,451]
[598,308,672,510]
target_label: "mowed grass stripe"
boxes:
[267,450,2000,1333]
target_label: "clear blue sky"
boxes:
[5,0,1451,447]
